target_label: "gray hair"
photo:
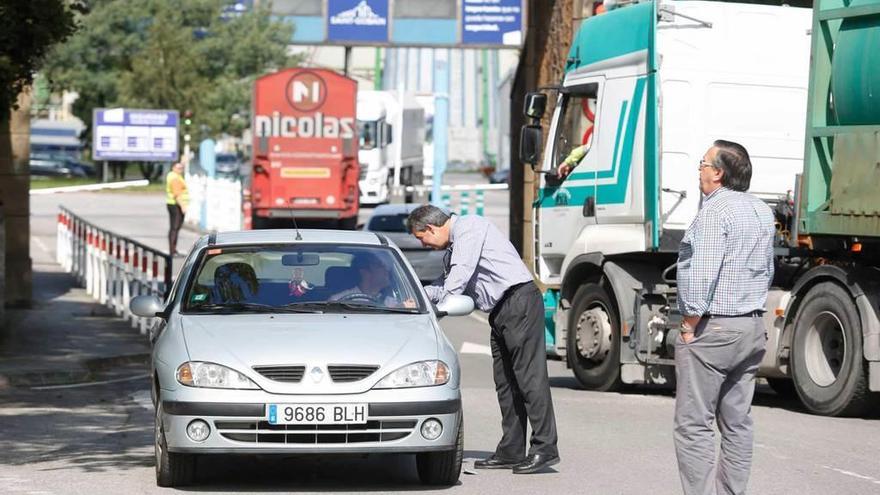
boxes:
[712,139,752,192]
[406,204,450,233]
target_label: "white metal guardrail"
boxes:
[56,207,173,334]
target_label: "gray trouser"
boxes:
[674,316,767,495]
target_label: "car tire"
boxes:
[416,415,463,486]
[566,283,622,391]
[790,282,878,416]
[155,401,195,487]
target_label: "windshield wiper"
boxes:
[189,302,321,314]
[282,301,420,314]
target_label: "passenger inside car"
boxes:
[212,262,259,303]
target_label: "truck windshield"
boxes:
[358,120,378,150]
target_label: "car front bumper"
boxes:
[161,397,461,454]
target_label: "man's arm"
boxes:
[681,209,727,321]
[423,221,488,303]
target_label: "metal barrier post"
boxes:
[460,192,470,215]
[476,190,485,216]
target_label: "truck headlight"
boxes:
[373,361,449,389]
[177,362,259,389]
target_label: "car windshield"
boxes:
[367,213,410,233]
[182,244,425,314]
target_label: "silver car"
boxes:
[130,229,473,487]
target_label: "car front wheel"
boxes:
[155,401,195,487]
[416,415,463,486]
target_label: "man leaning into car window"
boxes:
[330,253,416,308]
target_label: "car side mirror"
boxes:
[519,125,543,167]
[434,294,475,318]
[131,294,166,318]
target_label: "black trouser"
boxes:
[167,204,183,255]
[488,281,559,459]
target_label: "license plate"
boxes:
[267,403,368,425]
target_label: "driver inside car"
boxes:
[329,253,416,308]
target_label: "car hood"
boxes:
[180,313,441,395]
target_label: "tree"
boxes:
[43,0,298,150]
[0,0,81,121]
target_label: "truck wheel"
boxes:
[790,282,877,416]
[338,216,358,230]
[251,214,270,230]
[566,283,622,391]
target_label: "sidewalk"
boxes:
[0,257,150,391]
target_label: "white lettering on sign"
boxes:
[255,111,355,140]
[292,80,321,104]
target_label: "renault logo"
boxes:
[310,366,324,383]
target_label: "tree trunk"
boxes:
[0,90,34,311]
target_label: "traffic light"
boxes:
[183,109,193,127]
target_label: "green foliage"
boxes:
[43,0,300,143]
[0,0,82,121]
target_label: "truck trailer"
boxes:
[519,0,880,416]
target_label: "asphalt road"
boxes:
[4,179,879,494]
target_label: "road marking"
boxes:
[31,373,150,391]
[469,312,489,325]
[460,342,492,356]
[822,465,880,486]
[32,237,51,255]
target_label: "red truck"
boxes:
[248,68,359,229]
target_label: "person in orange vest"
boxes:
[165,162,189,256]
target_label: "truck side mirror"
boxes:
[523,92,547,120]
[519,124,543,166]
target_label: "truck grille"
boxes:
[358,165,367,180]
[252,365,306,383]
[328,365,379,382]
[215,420,416,444]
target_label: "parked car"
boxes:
[488,168,510,184]
[363,203,448,283]
[29,153,96,178]
[130,229,472,487]
[215,153,245,177]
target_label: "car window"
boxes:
[182,244,425,313]
[367,213,410,233]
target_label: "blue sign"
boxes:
[92,108,179,161]
[327,0,389,43]
[461,0,523,46]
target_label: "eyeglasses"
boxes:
[698,160,716,171]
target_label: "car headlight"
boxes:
[373,361,450,389]
[176,362,259,389]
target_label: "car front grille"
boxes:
[214,420,416,444]
[252,365,305,383]
[358,165,368,180]
[328,365,379,383]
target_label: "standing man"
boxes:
[407,205,559,474]
[675,140,775,495]
[165,162,189,256]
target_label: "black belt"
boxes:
[704,310,764,318]
[490,281,532,320]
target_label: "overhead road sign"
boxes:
[275,0,526,48]
[93,108,179,162]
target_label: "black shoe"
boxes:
[512,453,560,474]
[473,455,525,469]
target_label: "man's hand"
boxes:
[556,163,573,179]
[402,298,417,309]
[681,315,701,344]
[180,204,188,215]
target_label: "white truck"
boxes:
[356,91,425,204]
[519,0,880,416]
